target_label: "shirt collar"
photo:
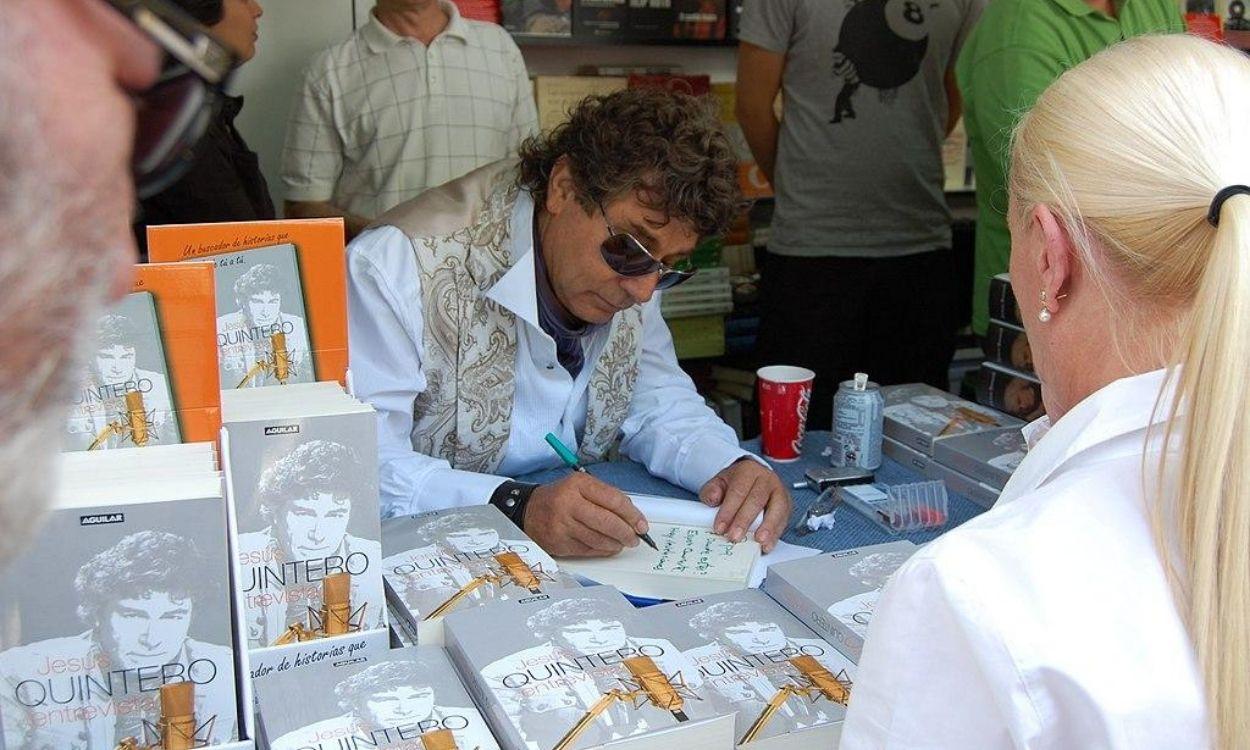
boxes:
[361,0,468,54]
[1047,0,1125,18]
[999,367,1176,505]
[485,190,542,331]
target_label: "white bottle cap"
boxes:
[853,373,869,391]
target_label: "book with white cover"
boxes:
[381,505,581,646]
[881,383,1023,455]
[0,444,240,748]
[763,541,918,663]
[222,386,385,650]
[647,589,856,748]
[444,586,735,750]
[254,640,496,750]
[64,290,182,451]
[212,244,315,390]
[931,428,1027,491]
[553,494,781,601]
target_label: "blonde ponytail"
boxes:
[1009,35,1250,748]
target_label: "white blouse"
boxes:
[841,369,1210,749]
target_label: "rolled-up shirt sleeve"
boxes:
[347,225,508,517]
[618,297,761,493]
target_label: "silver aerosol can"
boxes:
[832,372,884,469]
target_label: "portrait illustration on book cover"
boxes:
[64,294,181,452]
[0,527,237,749]
[236,439,384,647]
[213,245,313,389]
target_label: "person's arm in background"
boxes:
[502,32,540,151]
[945,0,986,137]
[281,57,372,240]
[734,43,785,186]
[734,0,796,187]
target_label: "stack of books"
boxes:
[648,589,856,747]
[763,541,919,663]
[979,274,1044,421]
[0,443,249,749]
[222,382,386,652]
[880,383,1025,507]
[445,586,737,750]
[381,505,581,646]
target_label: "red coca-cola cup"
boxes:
[757,365,815,462]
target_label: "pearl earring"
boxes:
[1039,290,1052,323]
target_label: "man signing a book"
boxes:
[348,88,791,556]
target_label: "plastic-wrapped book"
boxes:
[444,586,735,750]
[881,383,1022,455]
[647,589,856,748]
[0,443,241,749]
[222,383,386,650]
[382,505,581,646]
[763,541,919,663]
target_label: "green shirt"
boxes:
[957,0,1184,334]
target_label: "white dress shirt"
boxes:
[841,368,1210,749]
[348,189,753,518]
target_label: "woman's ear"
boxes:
[1031,204,1076,316]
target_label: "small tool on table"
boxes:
[543,432,659,551]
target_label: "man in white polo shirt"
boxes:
[282,0,539,240]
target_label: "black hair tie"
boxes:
[1208,185,1250,227]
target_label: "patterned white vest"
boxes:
[371,159,643,474]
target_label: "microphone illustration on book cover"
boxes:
[425,552,557,621]
[114,682,217,750]
[552,655,698,750]
[213,249,313,389]
[739,655,851,744]
[273,572,369,645]
[65,297,181,452]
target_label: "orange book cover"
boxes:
[146,219,348,389]
[64,262,220,451]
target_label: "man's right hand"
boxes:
[522,473,649,558]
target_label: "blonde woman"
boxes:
[840,35,1248,749]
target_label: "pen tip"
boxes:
[640,532,658,551]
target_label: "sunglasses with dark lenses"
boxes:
[596,203,698,291]
[106,0,237,199]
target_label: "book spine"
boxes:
[976,363,1043,421]
[931,437,1011,492]
[886,437,999,509]
[987,274,1021,326]
[882,415,936,455]
[763,569,863,664]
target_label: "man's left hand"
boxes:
[699,459,791,553]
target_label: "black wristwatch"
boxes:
[489,480,539,529]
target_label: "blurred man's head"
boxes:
[0,0,161,565]
[75,531,210,670]
[93,314,141,384]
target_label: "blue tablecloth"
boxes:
[516,430,989,553]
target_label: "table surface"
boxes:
[517,430,990,553]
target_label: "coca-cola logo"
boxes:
[793,384,812,453]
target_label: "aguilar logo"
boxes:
[80,513,125,526]
[264,424,300,436]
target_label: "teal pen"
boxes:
[543,432,659,551]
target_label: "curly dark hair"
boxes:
[95,314,139,350]
[256,439,362,519]
[75,531,209,626]
[336,658,436,715]
[526,596,626,642]
[687,600,780,641]
[233,263,281,306]
[517,87,742,238]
